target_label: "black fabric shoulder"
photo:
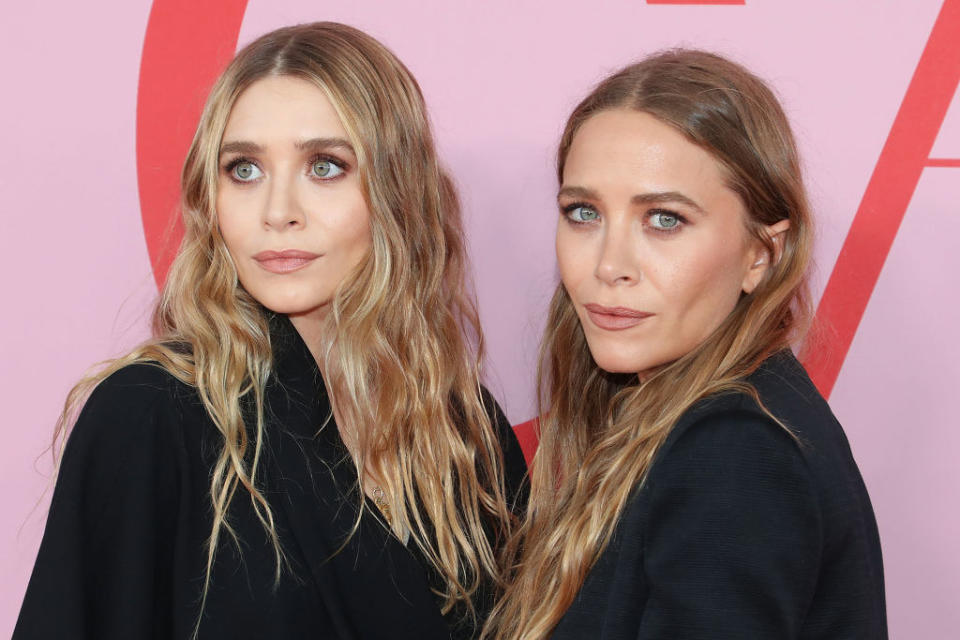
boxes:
[555,352,886,639]
[85,362,187,413]
[658,390,804,464]
[92,361,167,386]
[659,351,841,470]
[15,363,192,639]
[55,363,193,529]
[69,363,186,454]
[637,407,822,638]
[64,363,194,472]
[649,403,815,504]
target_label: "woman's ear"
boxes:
[742,219,791,294]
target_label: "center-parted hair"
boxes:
[56,22,513,630]
[484,49,814,639]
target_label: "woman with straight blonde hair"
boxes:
[16,22,525,639]
[486,50,885,639]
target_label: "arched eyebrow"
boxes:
[557,185,706,215]
[557,185,599,201]
[219,141,263,156]
[219,137,356,157]
[631,191,706,215]
[294,137,355,156]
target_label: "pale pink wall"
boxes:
[2,1,957,637]
[0,0,157,634]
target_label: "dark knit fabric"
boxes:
[553,351,886,639]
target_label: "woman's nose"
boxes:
[263,174,305,230]
[595,224,641,286]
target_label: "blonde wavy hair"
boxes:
[54,21,513,626]
[484,49,814,639]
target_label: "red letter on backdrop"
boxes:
[803,0,960,398]
[518,0,960,449]
[136,0,248,288]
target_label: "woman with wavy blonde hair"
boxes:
[486,50,885,639]
[16,22,525,640]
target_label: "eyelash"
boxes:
[221,153,350,184]
[560,203,688,234]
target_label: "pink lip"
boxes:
[253,249,320,274]
[584,303,654,331]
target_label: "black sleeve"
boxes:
[637,410,821,639]
[14,366,183,639]
[480,387,529,515]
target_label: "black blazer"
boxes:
[553,351,886,639]
[15,315,527,640]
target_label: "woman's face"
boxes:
[217,75,372,326]
[556,109,784,377]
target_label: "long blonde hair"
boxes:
[55,21,513,623]
[485,49,814,639]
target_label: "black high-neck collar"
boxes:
[259,312,452,639]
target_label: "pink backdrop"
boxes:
[2,1,958,636]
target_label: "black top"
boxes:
[553,351,886,639]
[15,315,527,640]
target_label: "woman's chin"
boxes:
[589,353,643,376]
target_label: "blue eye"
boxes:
[566,205,600,223]
[649,210,681,230]
[311,159,344,179]
[231,161,263,182]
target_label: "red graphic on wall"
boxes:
[513,0,960,460]
[801,0,960,396]
[136,0,248,288]
[134,0,959,460]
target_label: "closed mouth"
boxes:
[584,303,653,330]
[253,249,320,274]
